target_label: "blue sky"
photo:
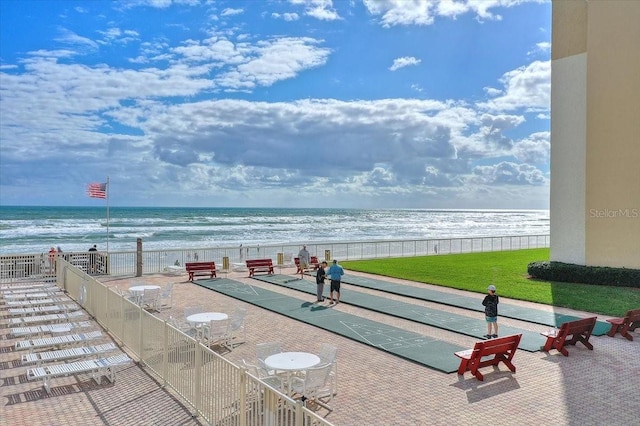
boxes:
[0,0,551,209]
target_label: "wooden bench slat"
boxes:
[245,259,274,277]
[542,316,597,356]
[455,334,522,381]
[185,262,217,281]
[606,308,640,341]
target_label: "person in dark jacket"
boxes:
[315,261,328,302]
[482,284,499,339]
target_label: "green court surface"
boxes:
[255,275,546,352]
[313,273,610,336]
[194,278,466,373]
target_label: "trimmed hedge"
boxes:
[527,261,640,288]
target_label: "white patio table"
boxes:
[128,285,160,304]
[186,312,229,339]
[264,351,320,393]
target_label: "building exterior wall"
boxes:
[550,52,587,265]
[551,0,640,268]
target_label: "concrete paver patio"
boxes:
[1,267,638,425]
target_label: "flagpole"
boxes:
[106,176,110,254]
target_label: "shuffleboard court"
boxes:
[256,275,545,352]
[194,278,466,373]
[314,273,610,336]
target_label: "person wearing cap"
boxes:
[482,284,499,339]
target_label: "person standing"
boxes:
[327,259,344,305]
[88,244,98,274]
[298,245,310,279]
[48,247,57,273]
[315,261,328,302]
[482,284,499,339]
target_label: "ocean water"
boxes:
[0,206,549,254]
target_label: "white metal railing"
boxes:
[2,234,550,280]
[56,259,333,426]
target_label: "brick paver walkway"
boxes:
[2,267,638,425]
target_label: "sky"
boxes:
[0,0,552,209]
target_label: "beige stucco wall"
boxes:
[584,1,640,268]
[551,0,640,268]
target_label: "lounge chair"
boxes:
[7,303,80,317]
[15,330,103,352]
[8,310,85,326]
[21,342,117,366]
[5,296,69,308]
[10,321,93,338]
[26,353,131,394]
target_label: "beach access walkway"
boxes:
[1,266,638,425]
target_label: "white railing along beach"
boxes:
[1,234,549,281]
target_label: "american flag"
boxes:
[87,182,107,199]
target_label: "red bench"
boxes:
[294,256,320,274]
[454,334,522,381]
[246,259,274,277]
[185,262,217,281]
[541,316,596,356]
[606,308,640,341]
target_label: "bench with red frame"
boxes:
[294,256,320,274]
[606,308,640,341]
[185,262,217,281]
[454,334,522,381]
[245,259,274,277]
[541,316,597,356]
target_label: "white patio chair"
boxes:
[318,343,338,395]
[256,341,283,375]
[141,288,160,311]
[168,316,198,338]
[241,359,283,390]
[290,363,333,410]
[184,305,204,318]
[225,307,247,349]
[256,341,282,361]
[202,319,228,348]
[159,282,174,310]
[183,305,205,335]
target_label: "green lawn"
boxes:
[341,248,640,317]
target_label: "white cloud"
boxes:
[272,12,300,21]
[477,60,550,112]
[471,161,547,185]
[54,28,99,52]
[288,0,341,21]
[119,0,200,9]
[363,0,539,27]
[214,38,331,89]
[389,56,421,71]
[221,8,244,17]
[511,131,550,164]
[0,0,551,209]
